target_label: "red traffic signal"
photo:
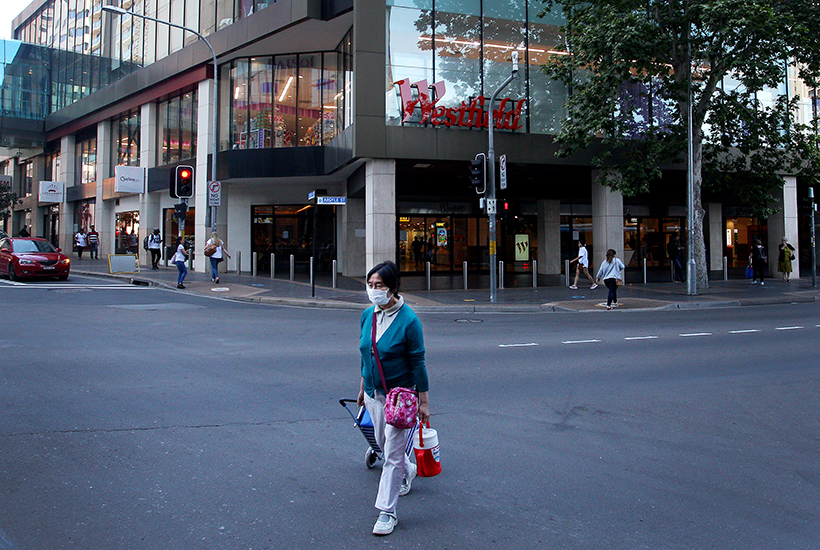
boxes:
[170,165,194,198]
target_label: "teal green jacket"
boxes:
[359,304,428,398]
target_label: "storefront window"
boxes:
[251,205,336,273]
[274,55,297,148]
[115,211,140,255]
[74,200,95,235]
[322,52,340,145]
[77,136,97,185]
[434,0,481,112]
[248,58,273,149]
[561,215,593,272]
[298,54,323,146]
[158,90,197,164]
[113,109,141,169]
[528,5,568,134]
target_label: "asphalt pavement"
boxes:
[70,255,820,312]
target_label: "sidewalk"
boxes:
[70,257,820,313]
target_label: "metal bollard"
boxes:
[236,250,242,275]
[670,260,675,282]
[499,261,505,289]
[723,256,728,281]
[332,259,337,288]
[463,261,468,290]
[188,251,194,270]
[310,256,314,287]
[533,260,538,288]
[643,258,648,284]
[252,252,258,277]
[289,254,295,281]
[426,261,431,290]
[565,259,571,287]
[271,253,275,279]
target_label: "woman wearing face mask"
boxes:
[357,261,430,536]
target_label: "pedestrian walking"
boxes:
[87,225,99,259]
[128,230,139,255]
[205,231,231,284]
[749,237,767,285]
[667,235,684,282]
[147,228,163,270]
[17,225,29,237]
[777,237,796,282]
[171,236,188,289]
[595,249,625,310]
[357,261,430,536]
[74,229,87,259]
[411,236,424,268]
[569,240,598,290]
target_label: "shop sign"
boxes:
[316,196,346,205]
[38,181,64,203]
[115,165,145,194]
[0,175,11,188]
[515,234,530,262]
[394,78,526,130]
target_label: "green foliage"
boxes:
[0,186,18,223]
[539,0,820,208]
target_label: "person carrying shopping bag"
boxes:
[204,231,231,284]
[357,261,430,536]
[595,249,625,310]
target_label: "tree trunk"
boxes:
[691,134,709,289]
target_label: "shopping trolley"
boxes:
[339,399,416,469]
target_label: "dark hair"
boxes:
[176,236,183,246]
[367,261,401,296]
[606,248,616,256]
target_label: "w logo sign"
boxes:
[394,78,526,130]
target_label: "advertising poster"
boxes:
[515,234,530,261]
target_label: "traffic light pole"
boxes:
[487,52,519,303]
[810,187,816,288]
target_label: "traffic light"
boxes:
[170,165,194,198]
[173,202,188,220]
[469,153,486,194]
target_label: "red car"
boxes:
[0,237,71,281]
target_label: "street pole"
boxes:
[686,35,697,295]
[810,187,817,288]
[102,6,219,234]
[487,51,519,303]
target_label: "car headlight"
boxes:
[60,258,71,265]
[18,259,35,265]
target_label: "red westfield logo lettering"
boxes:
[394,79,526,130]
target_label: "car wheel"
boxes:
[8,264,16,281]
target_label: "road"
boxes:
[0,275,818,549]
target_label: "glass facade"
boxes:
[158,90,197,164]
[386,0,566,134]
[219,39,351,151]
[113,109,141,169]
[77,135,97,184]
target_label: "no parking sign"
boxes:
[208,181,221,207]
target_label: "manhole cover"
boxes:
[211,287,230,292]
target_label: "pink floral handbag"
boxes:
[371,312,418,429]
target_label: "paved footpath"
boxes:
[71,257,820,313]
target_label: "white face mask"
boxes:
[367,287,391,306]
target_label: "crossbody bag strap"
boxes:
[371,311,389,395]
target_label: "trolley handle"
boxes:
[339,398,364,425]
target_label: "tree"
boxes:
[540,0,820,288]
[0,185,18,226]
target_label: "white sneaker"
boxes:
[373,512,398,536]
[399,462,417,497]
[590,283,598,290]
[569,285,578,290]
[760,281,764,285]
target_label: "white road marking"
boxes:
[624,336,659,340]
[679,332,712,337]
[729,329,761,334]
[0,283,139,290]
[498,343,539,348]
[0,279,26,286]
[562,339,601,344]
[775,326,804,331]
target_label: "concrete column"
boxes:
[96,120,112,258]
[536,199,561,275]
[343,197,366,277]
[194,78,216,273]
[706,202,723,273]
[364,159,396,271]
[139,102,160,267]
[591,171,624,266]
[59,135,76,253]
[768,175,799,279]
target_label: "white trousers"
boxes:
[364,392,413,514]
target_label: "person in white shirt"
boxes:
[171,236,188,289]
[569,240,598,290]
[205,231,231,284]
[74,230,87,260]
[147,228,163,270]
[595,249,626,310]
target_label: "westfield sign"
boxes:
[395,78,526,130]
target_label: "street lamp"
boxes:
[102,5,219,235]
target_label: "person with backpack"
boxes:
[749,236,768,285]
[147,228,163,270]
